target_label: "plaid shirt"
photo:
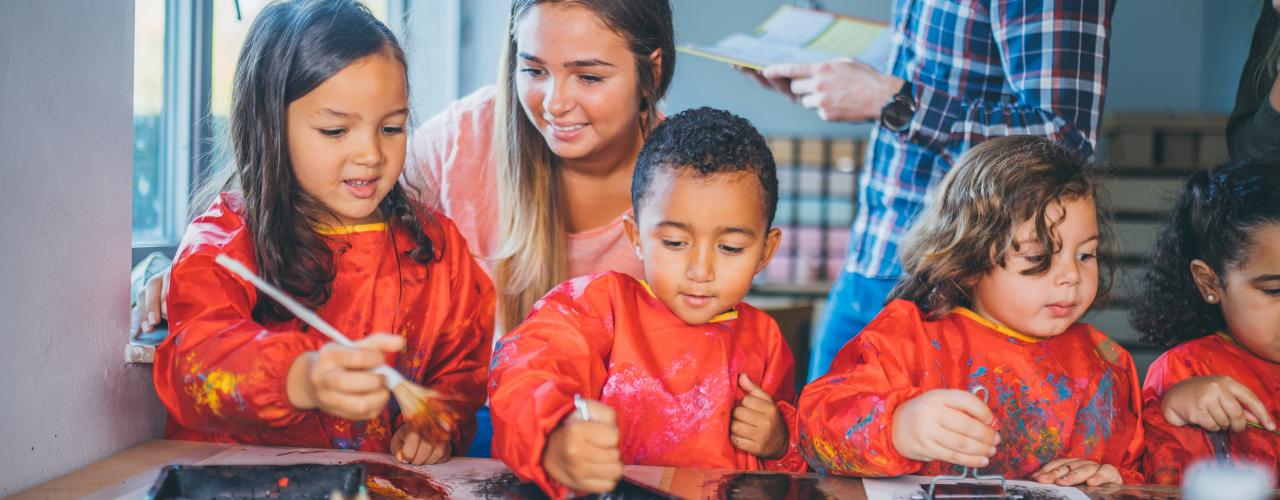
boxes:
[849,0,1112,278]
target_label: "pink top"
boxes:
[404,85,644,281]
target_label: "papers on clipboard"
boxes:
[678,4,893,71]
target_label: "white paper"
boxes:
[757,5,835,45]
[702,33,840,67]
[862,474,1091,500]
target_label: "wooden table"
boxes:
[12,440,1181,499]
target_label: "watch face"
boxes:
[881,99,912,131]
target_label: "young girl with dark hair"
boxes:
[1132,159,1280,485]
[152,0,494,465]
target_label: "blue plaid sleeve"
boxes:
[904,0,1112,159]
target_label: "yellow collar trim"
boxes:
[1215,330,1238,345]
[952,307,1042,343]
[314,222,388,236]
[638,280,738,323]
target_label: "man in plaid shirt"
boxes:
[747,0,1113,380]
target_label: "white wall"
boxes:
[0,0,166,494]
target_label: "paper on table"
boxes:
[862,474,1091,500]
[679,4,892,71]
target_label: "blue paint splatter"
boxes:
[1045,373,1073,401]
[1075,369,1118,454]
[931,339,941,350]
[489,334,521,371]
[969,366,988,379]
[845,413,876,439]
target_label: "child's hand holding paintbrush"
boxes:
[285,333,406,421]
[1160,375,1276,433]
[216,254,458,464]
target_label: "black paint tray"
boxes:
[146,463,366,499]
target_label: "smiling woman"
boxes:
[404,0,676,331]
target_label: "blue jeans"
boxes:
[808,270,899,382]
[465,406,493,457]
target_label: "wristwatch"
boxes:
[879,80,916,132]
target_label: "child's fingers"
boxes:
[1033,458,1076,482]
[939,390,995,426]
[579,421,621,449]
[320,368,386,395]
[353,333,407,355]
[399,430,421,463]
[930,426,997,460]
[1218,396,1251,432]
[423,441,450,464]
[320,344,389,371]
[410,439,435,465]
[1086,464,1123,486]
[1205,402,1231,431]
[730,419,758,439]
[1228,382,1276,430]
[937,411,999,447]
[928,444,990,469]
[738,394,776,415]
[730,434,760,453]
[583,400,618,425]
[1055,461,1100,486]
[390,427,407,458]
[1162,405,1189,427]
[732,404,766,425]
[737,374,773,402]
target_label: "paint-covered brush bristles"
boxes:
[215,253,457,443]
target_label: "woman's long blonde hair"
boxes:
[490,0,674,330]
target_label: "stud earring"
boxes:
[1207,293,1217,303]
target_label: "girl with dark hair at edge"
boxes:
[1132,159,1280,485]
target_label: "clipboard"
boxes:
[678,4,892,71]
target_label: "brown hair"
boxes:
[221,0,440,323]
[491,0,675,330]
[888,136,1116,319]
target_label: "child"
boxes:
[798,136,1144,485]
[487,108,807,496]
[1131,159,1280,485]
[152,0,494,465]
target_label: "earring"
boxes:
[634,246,643,260]
[1206,293,1217,303]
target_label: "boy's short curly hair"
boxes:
[632,107,778,226]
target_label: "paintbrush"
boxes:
[215,253,457,444]
[1247,421,1280,438]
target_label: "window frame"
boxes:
[132,0,214,266]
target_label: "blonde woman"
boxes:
[134,0,676,334]
[406,0,674,331]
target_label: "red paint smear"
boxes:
[350,460,449,499]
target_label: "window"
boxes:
[131,0,395,265]
[131,0,168,248]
